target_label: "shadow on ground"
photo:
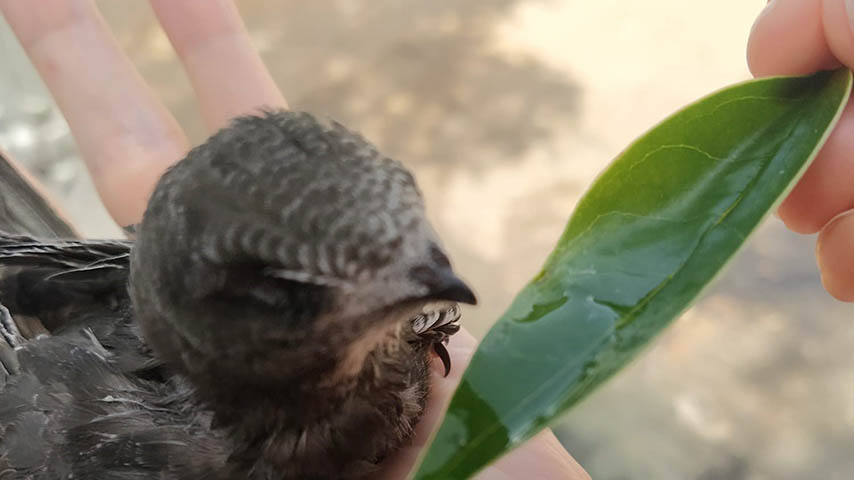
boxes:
[100,0,581,172]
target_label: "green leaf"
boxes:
[411,69,852,480]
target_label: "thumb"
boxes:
[747,0,850,76]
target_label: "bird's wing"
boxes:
[0,233,132,271]
[411,303,462,376]
[0,319,225,478]
[0,149,135,333]
[0,233,160,375]
[0,235,207,477]
[0,232,133,333]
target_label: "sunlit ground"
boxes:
[1,2,851,479]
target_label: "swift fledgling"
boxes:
[0,111,475,479]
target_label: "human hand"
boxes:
[748,0,854,301]
[0,1,589,478]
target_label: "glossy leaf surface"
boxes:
[412,69,852,480]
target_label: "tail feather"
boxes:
[0,149,77,238]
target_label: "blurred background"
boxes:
[1,1,852,479]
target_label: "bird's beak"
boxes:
[425,268,477,305]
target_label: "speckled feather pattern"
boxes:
[148,112,428,287]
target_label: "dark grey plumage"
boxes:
[0,111,475,479]
[0,151,76,238]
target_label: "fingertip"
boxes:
[816,209,854,302]
[148,0,287,132]
[822,0,854,70]
[777,194,823,234]
[746,1,777,76]
[747,0,839,77]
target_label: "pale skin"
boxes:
[748,0,854,302]
[0,1,589,479]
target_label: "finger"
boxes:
[817,210,854,301]
[747,0,839,76]
[477,430,590,480]
[149,0,287,132]
[748,0,854,233]
[375,329,477,479]
[0,0,188,226]
[777,100,854,233]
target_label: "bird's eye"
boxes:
[409,264,437,286]
[429,244,451,268]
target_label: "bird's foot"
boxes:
[0,303,23,349]
[0,303,21,380]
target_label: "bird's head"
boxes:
[128,111,475,388]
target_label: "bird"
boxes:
[0,110,476,480]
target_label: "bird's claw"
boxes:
[432,341,452,377]
[0,303,21,378]
[0,303,22,349]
